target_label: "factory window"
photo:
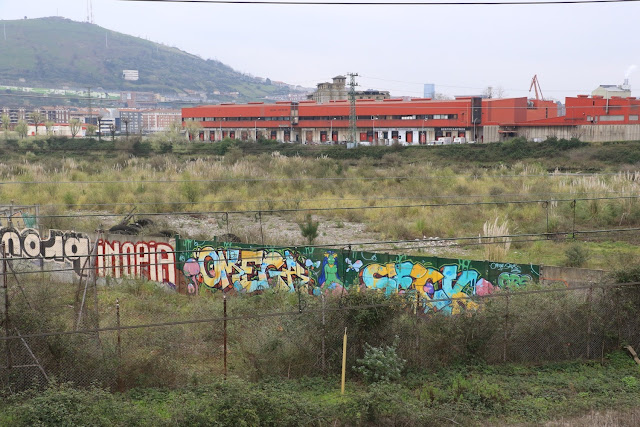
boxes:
[630,115,639,121]
[599,115,624,122]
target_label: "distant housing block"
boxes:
[122,70,139,81]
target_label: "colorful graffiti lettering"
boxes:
[359,261,532,315]
[0,209,37,229]
[182,247,315,295]
[0,227,90,275]
[490,262,522,274]
[96,239,176,288]
[498,272,532,289]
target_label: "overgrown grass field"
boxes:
[1,136,640,268]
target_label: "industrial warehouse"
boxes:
[182,77,640,145]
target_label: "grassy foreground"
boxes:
[1,352,639,426]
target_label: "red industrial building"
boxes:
[182,94,640,144]
[184,97,489,144]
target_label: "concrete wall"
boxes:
[483,125,500,143]
[540,265,607,288]
[506,124,640,143]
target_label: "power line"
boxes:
[36,189,639,209]
[122,0,640,6]
[11,194,640,220]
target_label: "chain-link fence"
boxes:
[1,272,640,394]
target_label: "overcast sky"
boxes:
[1,0,639,101]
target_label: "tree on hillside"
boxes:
[15,120,28,139]
[1,114,10,140]
[30,110,43,136]
[69,119,81,138]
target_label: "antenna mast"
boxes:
[348,72,358,146]
[86,0,94,24]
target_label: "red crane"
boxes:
[529,75,545,101]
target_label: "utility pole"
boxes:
[348,73,358,147]
[87,87,92,132]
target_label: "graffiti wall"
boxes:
[1,227,91,275]
[0,227,177,287]
[96,239,176,288]
[0,206,38,229]
[175,239,539,314]
[0,226,541,314]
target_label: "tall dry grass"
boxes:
[481,217,511,260]
[1,154,640,265]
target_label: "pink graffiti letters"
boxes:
[96,239,176,287]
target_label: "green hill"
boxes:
[0,17,293,101]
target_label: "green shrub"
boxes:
[5,383,161,426]
[564,243,590,267]
[354,338,406,383]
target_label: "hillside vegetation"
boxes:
[0,17,288,100]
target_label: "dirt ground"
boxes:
[97,210,460,255]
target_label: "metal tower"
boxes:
[348,72,358,146]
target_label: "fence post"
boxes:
[586,286,593,359]
[341,327,347,395]
[321,294,326,372]
[2,243,11,370]
[116,298,123,392]
[543,201,550,237]
[257,211,264,246]
[571,200,577,239]
[223,294,227,381]
[503,294,510,363]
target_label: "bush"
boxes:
[4,383,161,426]
[564,243,589,267]
[354,338,406,383]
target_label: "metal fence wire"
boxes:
[1,275,640,394]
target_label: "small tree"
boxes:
[97,115,103,142]
[184,120,202,142]
[30,110,43,136]
[298,214,319,245]
[15,120,28,139]
[86,124,97,137]
[122,117,130,139]
[69,119,81,138]
[354,338,406,384]
[45,120,54,135]
[1,113,10,139]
